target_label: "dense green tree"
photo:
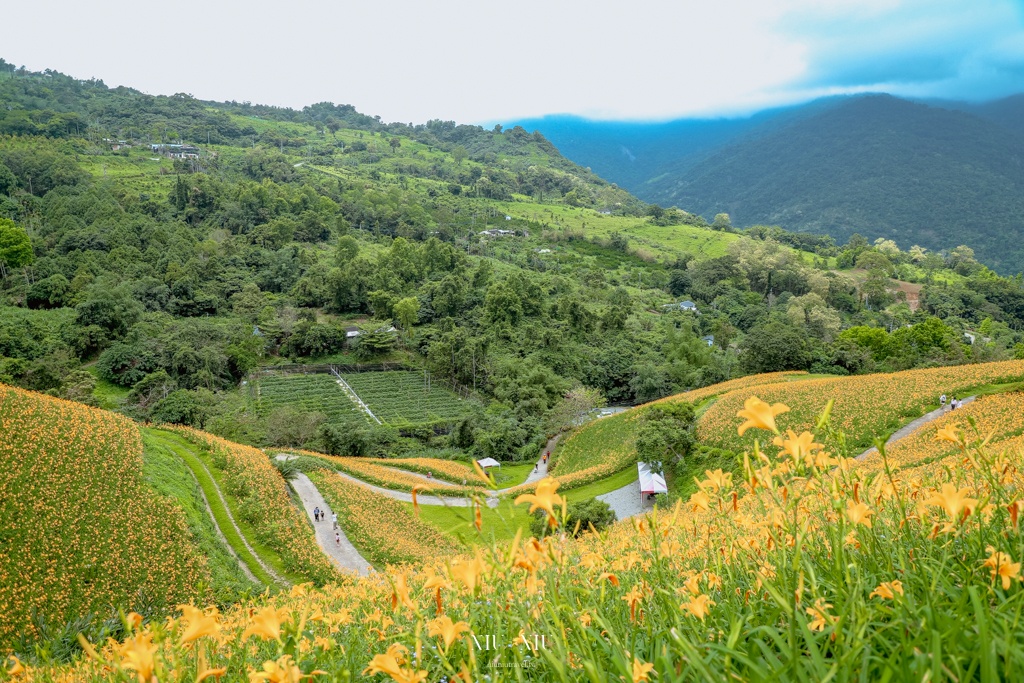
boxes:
[635,402,696,464]
[0,218,32,278]
[740,320,812,373]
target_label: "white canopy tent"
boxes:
[637,462,668,503]
[477,457,502,469]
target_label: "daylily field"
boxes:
[6,361,1024,680]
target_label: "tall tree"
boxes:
[0,218,32,279]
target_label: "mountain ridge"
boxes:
[514,93,1024,272]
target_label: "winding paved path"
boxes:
[290,472,373,575]
[857,396,976,460]
[597,478,650,520]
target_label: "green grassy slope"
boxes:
[141,431,260,600]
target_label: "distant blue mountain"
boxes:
[511,93,1024,272]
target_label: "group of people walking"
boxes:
[939,394,962,411]
[313,506,341,545]
[533,451,551,474]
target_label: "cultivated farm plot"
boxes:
[255,374,367,426]
[341,371,472,425]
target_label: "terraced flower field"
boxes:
[309,470,462,566]
[859,391,1024,474]
[367,457,479,485]
[168,428,341,585]
[255,373,367,426]
[288,449,487,496]
[0,384,207,647]
[697,360,1024,453]
[538,372,811,495]
[34,396,1024,681]
[340,371,472,426]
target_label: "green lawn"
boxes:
[491,463,535,488]
[403,499,534,546]
[563,467,638,503]
[87,368,129,410]
[411,465,640,544]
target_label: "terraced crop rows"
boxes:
[256,374,367,426]
[340,371,471,425]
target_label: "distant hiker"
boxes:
[951,397,959,411]
[314,506,320,522]
[332,512,338,529]
[533,464,538,473]
[426,471,432,479]
[940,394,947,408]
[334,531,340,545]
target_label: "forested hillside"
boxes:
[519,94,1024,273]
[4,61,1024,464]
[644,95,1024,272]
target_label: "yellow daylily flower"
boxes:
[514,477,565,526]
[737,396,790,436]
[632,657,655,683]
[846,500,874,528]
[427,615,471,651]
[241,606,290,642]
[869,580,904,600]
[984,546,1023,590]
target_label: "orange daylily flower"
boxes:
[390,572,416,613]
[116,631,158,683]
[681,594,715,621]
[984,546,1023,590]
[427,615,471,651]
[622,585,645,622]
[846,500,874,528]
[241,606,290,642]
[197,665,228,682]
[737,396,790,435]
[6,656,25,677]
[177,604,221,644]
[697,468,733,493]
[773,430,823,464]
[632,658,655,683]
[514,477,565,526]
[805,598,836,631]
[925,483,978,521]
[249,654,324,683]
[869,580,904,600]
[935,424,963,445]
[363,644,427,683]
[688,490,711,512]
[449,554,487,594]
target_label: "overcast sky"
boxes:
[6,0,1023,124]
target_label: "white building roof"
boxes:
[637,462,668,495]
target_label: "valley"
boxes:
[4,59,1024,680]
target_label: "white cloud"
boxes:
[4,0,1023,123]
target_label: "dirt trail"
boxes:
[857,396,977,460]
[181,441,289,587]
